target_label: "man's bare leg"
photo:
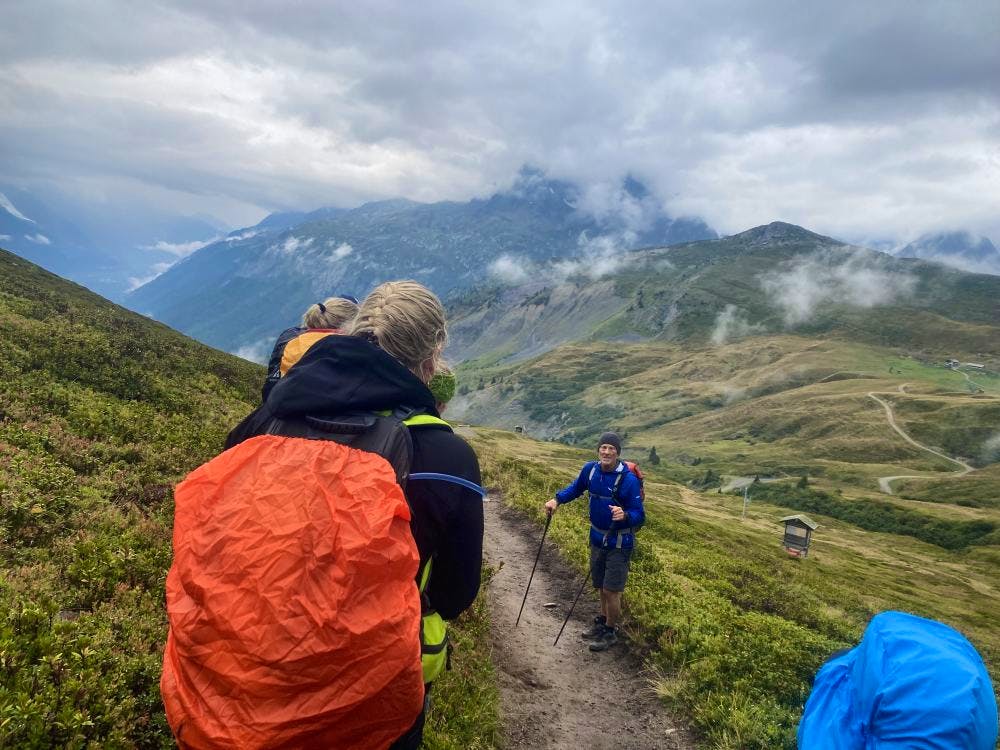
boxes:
[604,590,622,628]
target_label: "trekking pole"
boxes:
[515,513,551,627]
[552,568,592,646]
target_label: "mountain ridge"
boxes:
[448,221,1000,368]
[127,170,716,354]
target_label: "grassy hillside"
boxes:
[0,250,262,746]
[0,250,499,748]
[471,428,1000,749]
[454,336,999,471]
[449,225,1000,536]
[453,332,1000,560]
[448,222,1000,368]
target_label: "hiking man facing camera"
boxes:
[545,431,645,652]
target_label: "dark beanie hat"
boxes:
[598,431,622,454]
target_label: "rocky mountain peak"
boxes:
[731,221,839,247]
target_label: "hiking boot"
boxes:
[588,626,619,652]
[580,615,607,640]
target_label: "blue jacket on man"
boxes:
[555,460,645,550]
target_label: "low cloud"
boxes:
[551,256,617,283]
[24,233,50,244]
[712,383,748,405]
[273,235,314,255]
[127,275,156,292]
[0,234,10,241]
[233,337,272,364]
[551,233,629,282]
[225,229,259,242]
[710,304,764,345]
[576,181,661,237]
[141,237,218,257]
[982,433,1000,465]
[489,254,532,284]
[760,250,916,325]
[329,241,353,260]
[652,258,676,272]
[579,233,629,276]
[490,233,633,286]
[127,261,176,291]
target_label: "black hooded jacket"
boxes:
[226,334,483,620]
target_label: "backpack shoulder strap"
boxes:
[612,470,624,501]
[403,414,451,428]
[612,463,631,502]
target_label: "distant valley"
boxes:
[0,185,224,300]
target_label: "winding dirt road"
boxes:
[483,495,693,750]
[867,384,974,494]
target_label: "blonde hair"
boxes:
[301,297,358,329]
[349,281,447,374]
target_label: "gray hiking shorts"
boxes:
[590,546,633,592]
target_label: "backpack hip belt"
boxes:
[591,524,635,549]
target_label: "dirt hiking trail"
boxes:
[483,494,694,750]
[867,384,974,493]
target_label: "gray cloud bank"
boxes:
[1,0,998,243]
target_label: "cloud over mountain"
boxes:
[711,304,764,345]
[489,254,531,285]
[761,249,917,325]
[0,0,997,246]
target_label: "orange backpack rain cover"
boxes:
[161,434,424,750]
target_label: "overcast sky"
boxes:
[1,0,998,244]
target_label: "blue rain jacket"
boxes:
[798,611,998,749]
[555,460,645,549]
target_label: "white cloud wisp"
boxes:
[760,249,917,325]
